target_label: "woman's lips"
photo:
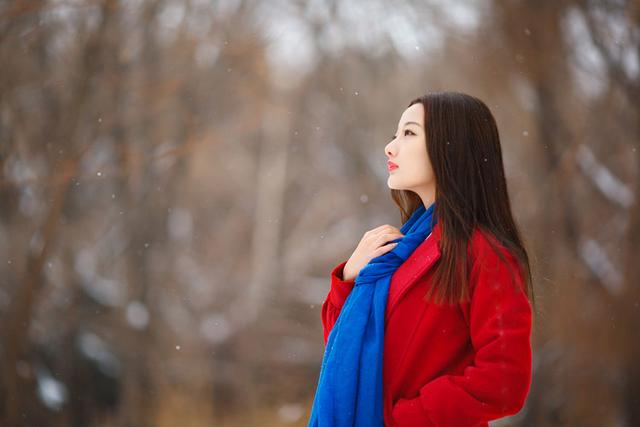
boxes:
[387,162,399,172]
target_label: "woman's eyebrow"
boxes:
[403,121,422,127]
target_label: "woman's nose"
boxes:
[386,146,394,157]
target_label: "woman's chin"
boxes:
[387,176,400,189]
[387,180,412,192]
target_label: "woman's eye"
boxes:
[390,130,415,140]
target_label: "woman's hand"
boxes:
[342,225,404,281]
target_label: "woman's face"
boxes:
[384,103,436,206]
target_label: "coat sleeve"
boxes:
[321,259,356,345]
[391,245,533,426]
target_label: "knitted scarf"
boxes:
[308,201,437,427]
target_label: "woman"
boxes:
[308,91,536,427]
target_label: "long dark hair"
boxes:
[390,91,536,315]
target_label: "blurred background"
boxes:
[0,0,639,426]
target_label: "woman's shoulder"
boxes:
[466,225,526,296]
[467,225,519,268]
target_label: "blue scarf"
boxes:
[308,201,437,427]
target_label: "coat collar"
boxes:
[386,220,442,321]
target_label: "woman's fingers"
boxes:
[374,232,404,247]
[366,224,402,239]
[374,242,398,256]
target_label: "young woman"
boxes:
[308,91,536,427]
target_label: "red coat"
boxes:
[321,221,533,426]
